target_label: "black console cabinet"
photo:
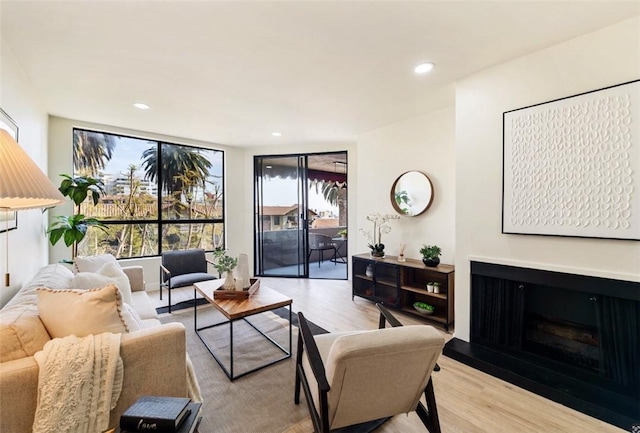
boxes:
[352,254,455,331]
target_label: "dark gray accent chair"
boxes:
[308,233,337,268]
[160,249,216,313]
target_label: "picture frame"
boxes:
[0,107,18,141]
[0,211,17,233]
[502,80,640,241]
[0,107,19,233]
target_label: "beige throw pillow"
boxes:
[72,261,133,305]
[37,285,133,338]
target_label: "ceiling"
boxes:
[2,1,639,148]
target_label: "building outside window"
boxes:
[73,128,224,258]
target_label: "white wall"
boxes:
[455,17,640,341]
[356,107,456,263]
[47,116,245,290]
[0,36,51,306]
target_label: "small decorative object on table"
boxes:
[360,213,399,258]
[120,395,191,432]
[420,244,442,267]
[211,249,238,290]
[413,302,434,316]
[397,243,406,262]
[214,278,260,300]
[365,264,374,278]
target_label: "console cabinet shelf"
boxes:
[352,254,454,331]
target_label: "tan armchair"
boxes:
[294,304,444,432]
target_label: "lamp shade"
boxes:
[0,129,65,210]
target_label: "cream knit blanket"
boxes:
[32,333,123,433]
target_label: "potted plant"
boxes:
[420,244,442,267]
[433,282,441,294]
[413,301,434,316]
[426,282,435,293]
[360,213,399,258]
[212,249,238,290]
[337,229,347,239]
[48,174,109,259]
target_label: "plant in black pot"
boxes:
[359,213,399,258]
[420,244,441,267]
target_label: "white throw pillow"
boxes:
[72,261,133,305]
[37,285,131,338]
[122,303,143,332]
[74,254,118,274]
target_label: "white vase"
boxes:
[223,272,235,290]
[365,264,374,278]
[237,253,250,289]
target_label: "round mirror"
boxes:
[390,171,434,216]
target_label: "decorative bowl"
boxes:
[413,302,434,315]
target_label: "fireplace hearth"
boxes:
[443,261,640,430]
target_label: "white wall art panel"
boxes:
[503,80,640,240]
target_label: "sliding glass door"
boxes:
[254,152,348,279]
[255,155,308,277]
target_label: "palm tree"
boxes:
[141,144,212,218]
[73,130,116,176]
[314,180,348,226]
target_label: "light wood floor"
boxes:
[262,277,624,433]
[152,278,624,433]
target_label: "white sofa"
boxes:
[0,261,191,432]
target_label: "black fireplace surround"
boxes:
[443,261,640,430]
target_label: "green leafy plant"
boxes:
[48,175,109,258]
[337,229,347,237]
[211,249,238,273]
[394,190,411,214]
[57,174,104,207]
[414,302,434,312]
[419,244,442,260]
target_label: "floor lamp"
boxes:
[0,129,65,286]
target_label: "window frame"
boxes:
[73,127,225,259]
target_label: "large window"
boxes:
[73,129,224,258]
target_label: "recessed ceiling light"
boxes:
[414,62,435,74]
[272,132,282,137]
[133,102,150,110]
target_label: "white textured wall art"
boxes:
[503,80,640,240]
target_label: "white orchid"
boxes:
[359,213,399,256]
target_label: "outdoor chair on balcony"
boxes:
[160,249,216,313]
[308,233,337,268]
[294,303,445,433]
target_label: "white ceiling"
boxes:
[2,1,639,148]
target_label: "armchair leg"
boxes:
[416,378,441,433]
[294,332,304,404]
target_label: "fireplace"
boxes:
[443,261,640,430]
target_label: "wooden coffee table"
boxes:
[193,279,293,381]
